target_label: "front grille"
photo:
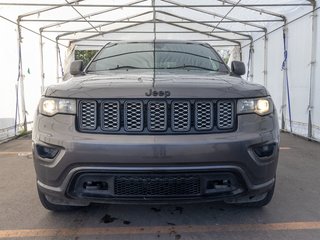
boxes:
[114,175,201,197]
[78,99,236,134]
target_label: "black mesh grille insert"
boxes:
[114,175,201,197]
[195,101,213,130]
[124,101,143,132]
[101,101,120,131]
[148,101,167,131]
[217,101,235,129]
[171,101,191,132]
[79,100,97,130]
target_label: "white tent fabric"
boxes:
[0,0,319,141]
[227,46,241,67]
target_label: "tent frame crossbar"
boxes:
[17,0,84,20]
[75,43,239,47]
[56,11,154,40]
[40,0,148,31]
[61,38,246,42]
[217,0,286,21]
[43,30,266,33]
[0,3,313,7]
[162,0,267,31]
[15,0,308,46]
[156,10,253,41]
[69,20,243,45]
[22,19,285,23]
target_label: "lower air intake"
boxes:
[114,175,201,197]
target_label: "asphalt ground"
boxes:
[0,133,319,240]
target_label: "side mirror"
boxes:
[70,60,84,76]
[231,61,246,76]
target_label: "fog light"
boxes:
[36,144,59,159]
[253,143,276,158]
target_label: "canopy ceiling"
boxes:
[0,0,315,48]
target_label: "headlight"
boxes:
[237,97,273,116]
[39,97,76,116]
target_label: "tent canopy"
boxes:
[0,0,319,143]
[0,0,315,48]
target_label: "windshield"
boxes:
[87,42,229,73]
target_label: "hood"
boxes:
[45,71,268,99]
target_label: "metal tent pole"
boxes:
[161,0,267,31]
[264,34,268,87]
[64,0,100,33]
[307,1,318,139]
[156,10,253,42]
[0,15,67,47]
[56,39,60,83]
[0,3,313,7]
[57,11,153,42]
[70,21,153,43]
[41,0,147,31]
[250,44,254,82]
[63,38,244,42]
[217,0,286,20]
[281,25,287,131]
[17,0,84,19]
[152,0,156,88]
[281,24,292,132]
[246,44,254,81]
[22,19,284,23]
[16,18,27,133]
[211,0,242,33]
[217,0,287,88]
[43,30,265,33]
[39,30,45,93]
[69,18,243,45]
[157,20,241,45]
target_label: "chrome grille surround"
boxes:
[78,99,235,134]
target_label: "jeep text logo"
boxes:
[145,89,171,97]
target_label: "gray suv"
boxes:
[32,41,279,211]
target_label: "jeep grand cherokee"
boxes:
[32,41,279,211]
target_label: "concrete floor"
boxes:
[0,133,319,240]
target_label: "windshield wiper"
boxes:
[107,65,142,70]
[166,65,218,72]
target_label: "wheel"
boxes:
[234,184,275,207]
[37,186,81,212]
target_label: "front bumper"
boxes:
[33,112,279,205]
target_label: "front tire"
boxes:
[37,186,80,212]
